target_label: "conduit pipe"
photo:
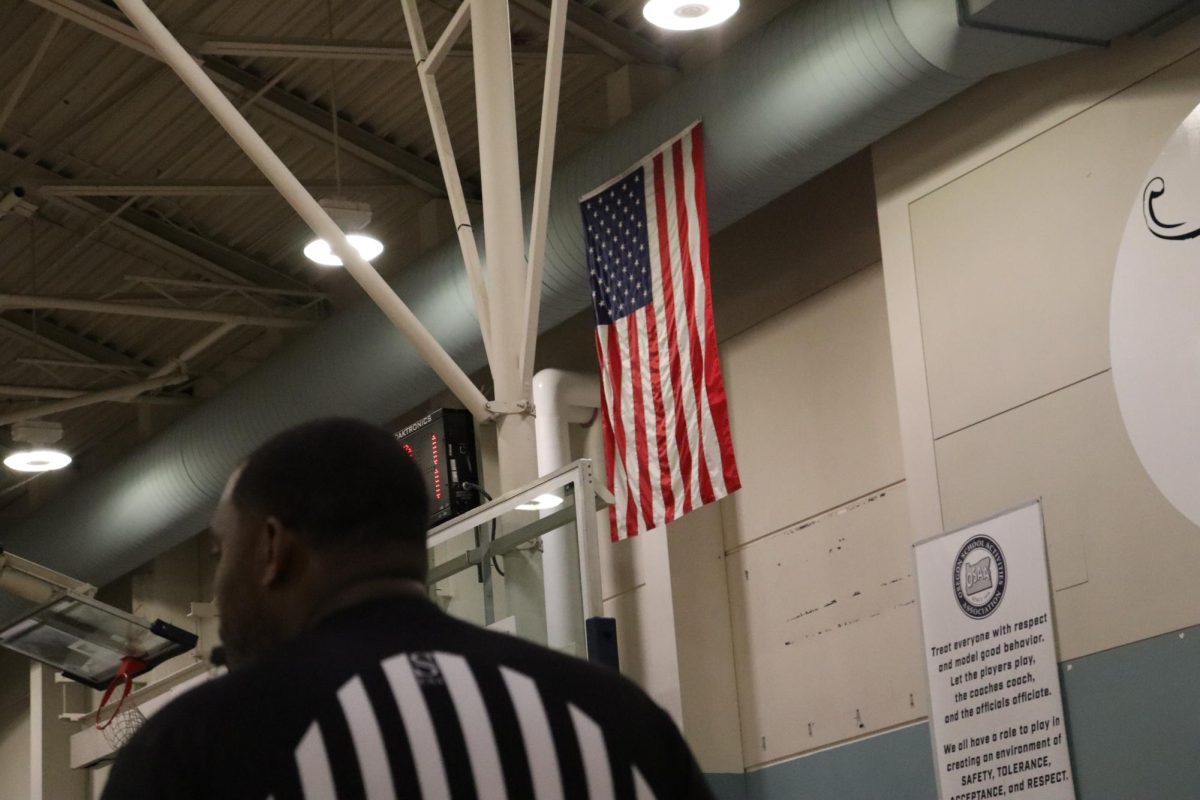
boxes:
[533,369,601,653]
[3,0,1087,589]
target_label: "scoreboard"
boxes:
[395,408,480,524]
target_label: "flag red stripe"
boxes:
[607,324,639,540]
[689,125,741,492]
[672,140,716,506]
[642,281,675,521]
[653,151,695,513]
[626,312,655,531]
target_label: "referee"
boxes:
[102,418,715,800]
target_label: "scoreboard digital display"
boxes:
[395,408,479,525]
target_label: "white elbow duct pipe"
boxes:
[533,370,601,653]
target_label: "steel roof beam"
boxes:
[509,0,671,65]
[37,181,409,196]
[194,36,597,65]
[0,312,150,369]
[52,194,308,292]
[24,0,460,197]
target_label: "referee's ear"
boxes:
[259,516,303,589]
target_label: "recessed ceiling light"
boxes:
[303,233,385,268]
[4,449,72,473]
[642,0,739,31]
[515,493,565,511]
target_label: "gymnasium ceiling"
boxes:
[0,0,799,518]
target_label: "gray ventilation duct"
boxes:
[2,0,1086,583]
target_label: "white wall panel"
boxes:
[910,47,1200,439]
[719,265,904,550]
[726,486,926,767]
[935,372,1200,660]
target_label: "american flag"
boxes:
[581,123,740,541]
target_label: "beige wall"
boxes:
[0,652,30,800]
[875,18,1200,665]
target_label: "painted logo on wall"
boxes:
[953,535,1006,619]
[1111,104,1200,530]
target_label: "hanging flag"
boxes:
[581,122,740,541]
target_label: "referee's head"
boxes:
[211,418,430,668]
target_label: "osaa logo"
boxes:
[953,536,1006,620]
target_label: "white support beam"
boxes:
[111,0,493,422]
[426,1,472,74]
[0,295,318,329]
[400,0,494,369]
[0,372,189,427]
[520,0,569,389]
[147,322,237,379]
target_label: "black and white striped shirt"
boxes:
[102,597,714,800]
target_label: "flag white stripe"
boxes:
[499,666,565,800]
[643,165,684,519]
[679,132,729,498]
[435,653,508,800]
[660,144,703,509]
[336,677,398,800]
[295,722,337,800]
[632,766,657,800]
[381,654,452,800]
[568,704,615,800]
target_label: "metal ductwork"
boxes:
[0,0,1138,584]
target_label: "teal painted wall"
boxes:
[707,624,1199,800]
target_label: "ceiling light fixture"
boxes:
[5,421,72,473]
[304,3,384,270]
[515,493,565,512]
[304,198,384,268]
[4,449,72,473]
[642,0,739,31]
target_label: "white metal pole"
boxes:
[469,0,537,485]
[519,0,569,389]
[112,0,492,422]
[468,0,544,645]
[533,369,600,653]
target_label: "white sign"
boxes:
[1111,102,1200,529]
[915,502,1075,800]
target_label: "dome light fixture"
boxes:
[304,198,384,268]
[5,421,72,473]
[642,0,739,31]
[4,449,72,473]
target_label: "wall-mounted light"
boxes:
[642,0,739,31]
[304,198,384,268]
